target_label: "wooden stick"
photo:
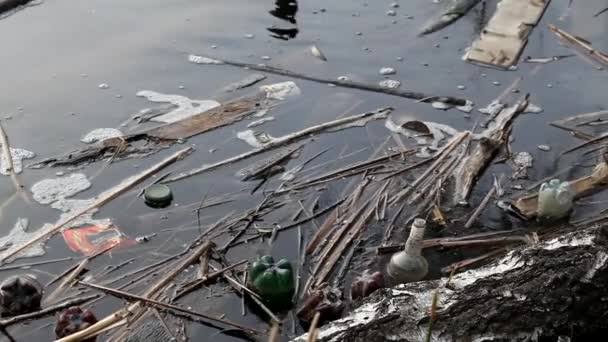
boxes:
[0,294,99,328]
[0,257,73,272]
[464,185,496,228]
[268,322,280,342]
[548,24,608,67]
[44,258,90,304]
[306,312,321,342]
[162,108,393,183]
[190,54,468,105]
[175,260,248,300]
[77,281,259,335]
[0,147,192,264]
[0,122,25,195]
[391,131,470,205]
[56,240,214,342]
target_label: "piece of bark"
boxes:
[548,24,608,69]
[295,225,608,341]
[452,95,529,205]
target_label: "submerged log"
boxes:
[295,225,608,341]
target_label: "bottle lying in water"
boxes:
[537,179,575,221]
[387,218,429,284]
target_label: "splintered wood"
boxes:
[464,0,551,69]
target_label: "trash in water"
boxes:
[247,117,275,128]
[136,90,221,124]
[385,116,458,157]
[81,128,124,144]
[237,130,275,148]
[379,67,396,75]
[379,79,401,89]
[0,274,42,316]
[62,224,129,256]
[143,184,173,208]
[222,74,267,92]
[0,219,46,260]
[188,54,224,65]
[387,218,428,284]
[525,103,543,114]
[479,99,505,116]
[538,145,551,152]
[296,285,344,324]
[248,255,295,304]
[419,0,482,36]
[351,270,384,300]
[260,81,301,100]
[464,0,551,69]
[55,307,98,340]
[512,152,533,179]
[311,45,327,61]
[0,147,35,176]
[537,179,574,220]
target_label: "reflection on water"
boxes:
[268,0,299,40]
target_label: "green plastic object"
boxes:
[249,255,294,303]
[144,184,173,208]
[537,179,574,220]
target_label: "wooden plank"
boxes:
[464,0,551,69]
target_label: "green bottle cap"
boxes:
[144,184,173,208]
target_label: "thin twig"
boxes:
[0,294,99,328]
[189,54,468,105]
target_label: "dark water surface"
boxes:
[1,0,608,340]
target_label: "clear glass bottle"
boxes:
[387,218,429,284]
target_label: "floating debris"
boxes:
[0,147,35,176]
[537,179,574,220]
[144,184,173,208]
[387,219,428,283]
[248,256,294,304]
[0,219,46,260]
[464,0,551,68]
[525,103,543,114]
[479,99,505,116]
[244,33,255,39]
[337,76,349,82]
[98,83,109,89]
[386,10,397,16]
[237,130,275,148]
[379,67,396,75]
[222,74,266,92]
[0,274,42,316]
[62,224,127,256]
[136,90,220,124]
[188,54,223,65]
[379,79,401,89]
[512,152,533,179]
[55,307,98,340]
[237,145,302,181]
[351,270,384,300]
[538,145,551,152]
[524,55,574,64]
[457,85,466,90]
[131,103,178,123]
[80,128,124,144]
[261,55,272,61]
[311,45,327,61]
[260,81,301,100]
[385,116,458,157]
[419,0,483,36]
[247,117,275,128]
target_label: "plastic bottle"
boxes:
[387,218,429,284]
[537,179,574,220]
